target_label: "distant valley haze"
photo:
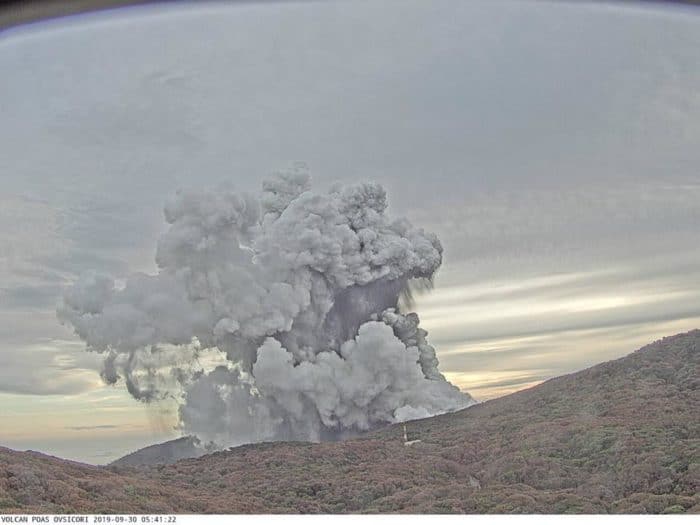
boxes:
[0,0,699,464]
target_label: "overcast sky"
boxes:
[1,0,699,464]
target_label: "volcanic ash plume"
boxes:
[58,166,474,448]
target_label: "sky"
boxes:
[1,0,699,464]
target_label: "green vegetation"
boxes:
[1,330,698,513]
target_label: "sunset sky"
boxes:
[1,0,699,463]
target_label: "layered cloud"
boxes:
[0,0,699,462]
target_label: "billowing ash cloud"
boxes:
[58,165,474,447]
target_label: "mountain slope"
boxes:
[2,330,698,513]
[110,436,204,467]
